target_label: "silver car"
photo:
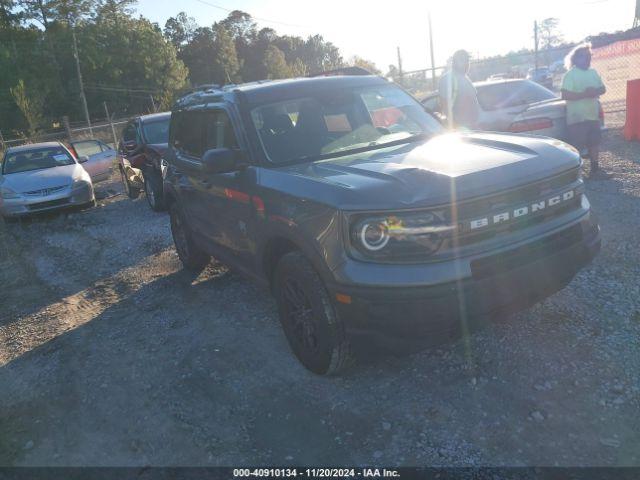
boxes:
[69,139,116,183]
[0,142,95,217]
[422,79,574,140]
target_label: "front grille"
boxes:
[470,224,583,279]
[447,168,582,246]
[24,185,67,197]
[27,198,70,211]
[453,169,580,220]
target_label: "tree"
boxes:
[299,35,343,74]
[263,45,290,79]
[211,23,241,84]
[94,0,135,22]
[0,0,20,26]
[348,55,380,74]
[538,18,563,50]
[10,79,43,137]
[164,11,197,51]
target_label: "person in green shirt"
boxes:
[561,43,609,178]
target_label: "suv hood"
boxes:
[1,164,84,193]
[268,132,580,210]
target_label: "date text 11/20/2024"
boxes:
[233,468,401,478]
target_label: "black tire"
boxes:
[274,251,351,375]
[169,202,210,272]
[120,167,140,199]
[143,170,166,212]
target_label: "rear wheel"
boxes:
[169,202,209,272]
[144,170,166,211]
[274,251,351,375]
[120,167,140,199]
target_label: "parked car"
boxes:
[487,73,510,81]
[69,139,116,183]
[0,142,95,217]
[163,76,600,375]
[421,79,604,142]
[117,112,170,211]
[550,60,566,74]
[526,66,553,89]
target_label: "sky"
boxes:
[136,0,636,72]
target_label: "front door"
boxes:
[196,108,256,270]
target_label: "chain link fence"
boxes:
[401,35,640,129]
[0,114,136,159]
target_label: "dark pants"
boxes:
[568,120,602,152]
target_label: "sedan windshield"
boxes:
[142,119,170,144]
[2,146,75,175]
[251,84,443,164]
[477,80,556,111]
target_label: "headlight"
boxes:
[0,187,20,199]
[349,210,455,262]
[71,178,90,189]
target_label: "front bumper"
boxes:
[0,184,95,217]
[331,211,600,347]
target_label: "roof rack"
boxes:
[174,84,225,109]
[308,66,373,77]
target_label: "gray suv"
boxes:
[163,75,600,375]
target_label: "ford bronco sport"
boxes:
[163,75,600,375]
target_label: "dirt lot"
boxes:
[1,130,639,467]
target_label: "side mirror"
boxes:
[201,148,243,174]
[78,155,89,164]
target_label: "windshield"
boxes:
[142,118,170,144]
[2,146,75,175]
[476,80,556,111]
[251,84,443,164]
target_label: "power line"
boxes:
[192,0,308,29]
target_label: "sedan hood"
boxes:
[267,132,580,210]
[1,164,84,193]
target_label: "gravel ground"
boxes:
[0,130,639,467]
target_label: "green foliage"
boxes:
[10,79,43,136]
[348,55,380,74]
[263,45,290,79]
[0,4,349,138]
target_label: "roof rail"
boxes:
[174,84,225,109]
[308,66,373,77]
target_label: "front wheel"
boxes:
[144,170,166,212]
[169,202,210,272]
[274,251,351,375]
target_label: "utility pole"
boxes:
[0,129,5,152]
[72,29,93,136]
[149,94,157,113]
[534,20,539,71]
[104,102,118,148]
[397,46,404,86]
[428,12,437,91]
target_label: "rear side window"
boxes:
[172,111,204,158]
[203,110,238,151]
